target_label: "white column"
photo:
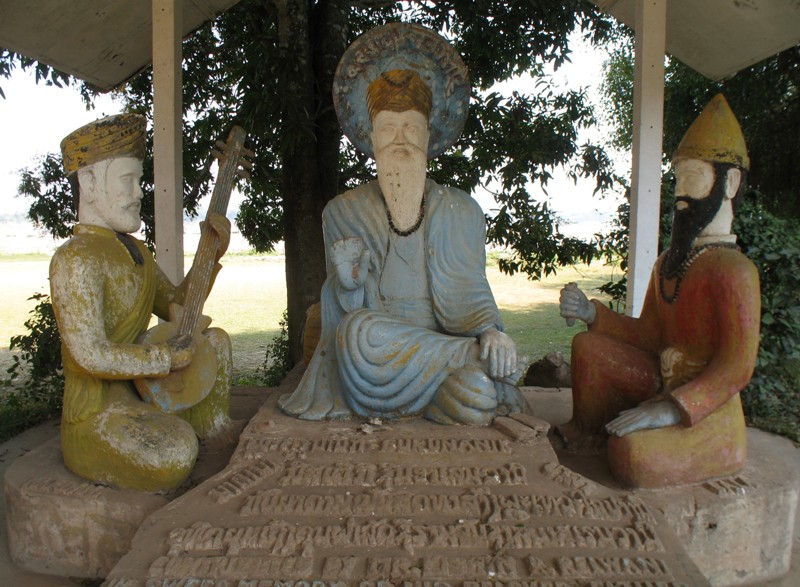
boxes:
[152,0,184,283]
[627,0,666,316]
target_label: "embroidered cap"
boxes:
[61,114,146,175]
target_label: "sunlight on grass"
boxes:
[0,252,624,380]
[488,262,619,362]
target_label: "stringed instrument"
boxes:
[135,125,251,413]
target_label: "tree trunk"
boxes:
[278,0,348,365]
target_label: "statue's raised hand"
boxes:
[560,282,596,326]
[605,399,681,436]
[331,237,371,291]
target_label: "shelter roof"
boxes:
[0,0,241,91]
[593,0,800,80]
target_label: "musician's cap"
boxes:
[61,114,146,176]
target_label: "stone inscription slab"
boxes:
[105,390,709,586]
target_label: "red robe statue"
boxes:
[567,244,760,487]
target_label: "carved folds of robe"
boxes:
[279,179,523,422]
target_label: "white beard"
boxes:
[375,144,427,231]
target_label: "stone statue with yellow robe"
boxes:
[50,114,232,492]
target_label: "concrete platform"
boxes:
[105,380,711,585]
[526,387,800,586]
[5,435,170,578]
[0,385,798,586]
[0,386,267,586]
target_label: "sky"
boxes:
[0,34,625,243]
[0,72,121,216]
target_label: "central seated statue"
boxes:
[280,24,525,425]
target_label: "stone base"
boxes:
[639,431,799,586]
[528,387,800,587]
[3,388,265,580]
[104,374,710,586]
[4,436,169,578]
[5,384,797,585]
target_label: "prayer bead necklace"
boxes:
[659,242,739,304]
[386,195,426,236]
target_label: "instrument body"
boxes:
[135,306,217,412]
[135,126,249,413]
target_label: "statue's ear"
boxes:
[724,167,741,200]
[77,167,96,203]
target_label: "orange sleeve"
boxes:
[589,268,662,356]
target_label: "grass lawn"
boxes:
[0,250,620,381]
[489,261,618,363]
[3,249,797,444]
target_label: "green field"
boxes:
[0,251,619,381]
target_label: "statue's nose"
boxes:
[393,127,409,144]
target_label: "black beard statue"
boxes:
[662,174,727,279]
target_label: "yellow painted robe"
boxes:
[50,225,225,491]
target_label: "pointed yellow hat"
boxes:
[673,94,749,170]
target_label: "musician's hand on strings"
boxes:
[167,334,195,371]
[201,212,232,262]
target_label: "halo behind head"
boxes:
[333,22,470,160]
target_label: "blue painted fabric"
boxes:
[278,179,506,420]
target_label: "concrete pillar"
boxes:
[627,0,666,316]
[152,0,184,283]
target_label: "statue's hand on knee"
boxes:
[560,283,595,326]
[605,399,681,436]
[478,327,518,380]
[331,237,371,291]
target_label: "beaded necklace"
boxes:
[659,242,739,304]
[386,194,426,237]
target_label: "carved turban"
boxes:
[366,69,433,122]
[61,113,146,176]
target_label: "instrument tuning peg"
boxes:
[215,140,226,150]
[211,149,223,160]
[237,169,251,180]
[240,159,254,170]
[243,148,255,159]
